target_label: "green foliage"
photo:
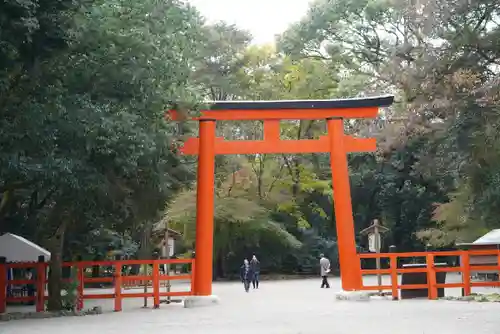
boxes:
[165,160,302,278]
[1,0,205,237]
[67,228,139,261]
[61,268,79,311]
[0,0,84,93]
[193,22,252,100]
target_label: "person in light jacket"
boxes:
[319,254,331,288]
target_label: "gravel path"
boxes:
[1,275,500,334]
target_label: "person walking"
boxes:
[319,253,331,288]
[240,259,253,292]
[250,255,260,289]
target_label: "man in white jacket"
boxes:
[319,254,331,288]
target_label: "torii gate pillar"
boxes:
[192,119,216,295]
[170,96,394,299]
[327,117,362,289]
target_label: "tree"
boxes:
[0,0,205,310]
[193,22,252,101]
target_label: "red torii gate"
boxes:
[170,95,394,297]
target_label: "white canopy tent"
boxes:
[0,233,51,262]
[457,229,500,277]
[471,229,500,246]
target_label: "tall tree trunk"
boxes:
[138,221,153,259]
[138,221,153,308]
[46,220,67,311]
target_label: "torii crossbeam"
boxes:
[169,95,394,298]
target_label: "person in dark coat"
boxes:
[240,259,253,292]
[250,255,260,289]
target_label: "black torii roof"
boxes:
[203,95,394,111]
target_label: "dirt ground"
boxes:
[1,274,500,334]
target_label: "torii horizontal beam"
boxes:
[178,113,379,155]
[168,95,394,121]
[180,136,375,155]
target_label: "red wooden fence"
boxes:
[3,249,498,313]
[359,249,500,299]
[0,258,194,313]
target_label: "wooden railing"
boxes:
[0,258,195,313]
[359,249,500,300]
